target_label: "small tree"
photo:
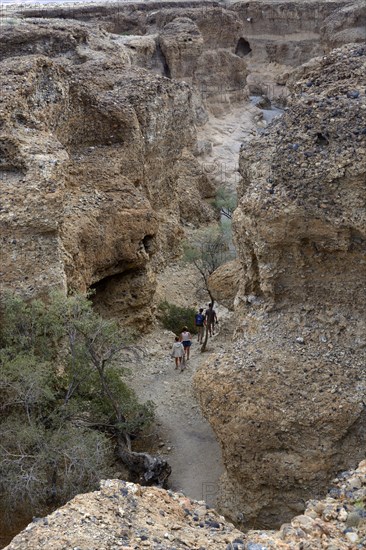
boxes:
[183,228,234,351]
[0,292,167,525]
[213,187,237,220]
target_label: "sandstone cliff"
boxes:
[321,0,366,49]
[195,43,366,527]
[2,1,361,321]
[14,0,363,110]
[5,460,366,549]
[0,17,215,326]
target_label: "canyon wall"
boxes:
[17,0,362,108]
[2,0,362,322]
[195,43,366,527]
[0,17,215,326]
[1,0,365,536]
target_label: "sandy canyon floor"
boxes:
[125,98,281,507]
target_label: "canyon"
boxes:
[0,0,365,547]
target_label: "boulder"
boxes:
[208,259,241,310]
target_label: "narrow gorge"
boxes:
[0,1,365,548]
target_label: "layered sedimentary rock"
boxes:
[1,1,365,533]
[231,0,366,100]
[15,0,363,109]
[0,18,215,326]
[9,2,249,111]
[196,43,366,527]
[5,460,366,549]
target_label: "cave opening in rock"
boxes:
[142,234,155,255]
[90,268,132,312]
[89,265,152,323]
[235,37,252,57]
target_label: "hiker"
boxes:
[205,303,218,336]
[171,336,184,370]
[194,308,205,344]
[180,326,192,361]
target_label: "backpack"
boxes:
[195,313,204,325]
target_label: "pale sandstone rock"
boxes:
[321,0,366,49]
[195,43,366,527]
[4,481,244,550]
[208,259,241,310]
[1,2,365,540]
[5,461,366,549]
[16,0,360,111]
[0,18,215,328]
[159,17,204,82]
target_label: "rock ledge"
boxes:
[5,460,366,549]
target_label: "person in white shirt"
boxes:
[171,336,184,370]
[180,326,192,361]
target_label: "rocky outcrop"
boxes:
[8,3,249,112]
[1,1,365,535]
[13,1,363,109]
[5,460,366,549]
[195,43,366,527]
[322,0,366,49]
[0,18,215,326]
[243,459,366,548]
[233,0,365,101]
[4,480,244,550]
[157,12,248,113]
[208,259,241,310]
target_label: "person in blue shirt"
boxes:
[194,308,205,344]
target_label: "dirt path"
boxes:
[125,263,232,507]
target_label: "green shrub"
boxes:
[212,186,237,219]
[158,301,197,335]
[0,291,154,522]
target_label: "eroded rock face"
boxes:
[0,18,215,326]
[195,44,366,527]
[5,460,366,549]
[159,16,204,80]
[322,0,366,49]
[158,12,248,113]
[16,0,362,110]
[208,259,241,310]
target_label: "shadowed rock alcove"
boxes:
[235,37,252,57]
[90,265,155,329]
